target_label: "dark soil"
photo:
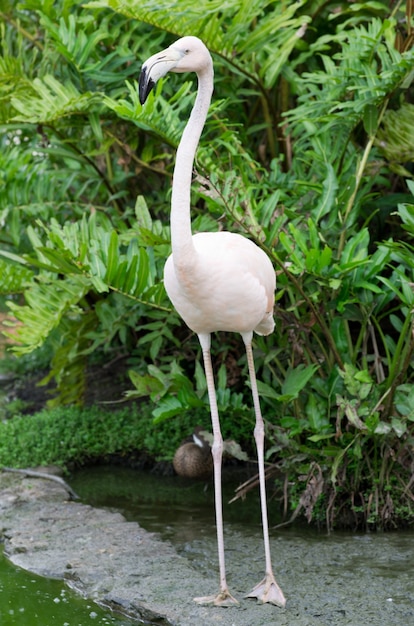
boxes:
[0,357,134,415]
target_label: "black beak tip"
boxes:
[138,67,155,105]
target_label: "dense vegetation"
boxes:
[0,403,213,468]
[1,0,414,529]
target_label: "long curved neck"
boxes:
[171,65,213,269]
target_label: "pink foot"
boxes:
[194,589,239,607]
[246,573,286,607]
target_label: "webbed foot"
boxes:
[194,589,239,607]
[245,573,286,607]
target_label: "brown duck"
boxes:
[173,428,213,479]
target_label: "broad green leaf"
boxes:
[127,371,164,398]
[363,103,378,136]
[104,231,120,284]
[391,417,407,437]
[374,422,392,435]
[134,248,150,295]
[313,163,338,223]
[279,364,319,402]
[308,433,335,442]
[340,229,369,265]
[122,252,139,294]
[135,195,153,231]
[306,394,330,432]
[194,360,207,394]
[256,380,280,400]
[152,396,184,423]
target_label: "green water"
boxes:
[0,546,141,626]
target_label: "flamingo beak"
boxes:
[139,47,183,104]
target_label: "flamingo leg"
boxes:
[193,332,239,607]
[242,333,286,608]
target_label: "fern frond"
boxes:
[287,18,414,134]
[85,0,308,87]
[0,132,115,245]
[222,0,310,87]
[5,276,90,354]
[18,211,169,311]
[0,16,42,122]
[0,258,34,294]
[39,13,112,70]
[11,75,101,123]
[42,312,99,407]
[85,0,227,50]
[104,79,193,147]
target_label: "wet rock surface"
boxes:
[0,472,215,625]
[1,470,414,626]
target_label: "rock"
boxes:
[0,471,220,624]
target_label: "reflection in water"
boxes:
[70,465,273,540]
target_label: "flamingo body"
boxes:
[139,35,286,609]
[164,231,275,336]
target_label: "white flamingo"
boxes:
[139,35,286,608]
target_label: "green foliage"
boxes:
[1,0,414,528]
[376,102,414,175]
[0,403,209,468]
[86,0,311,86]
[0,258,33,294]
